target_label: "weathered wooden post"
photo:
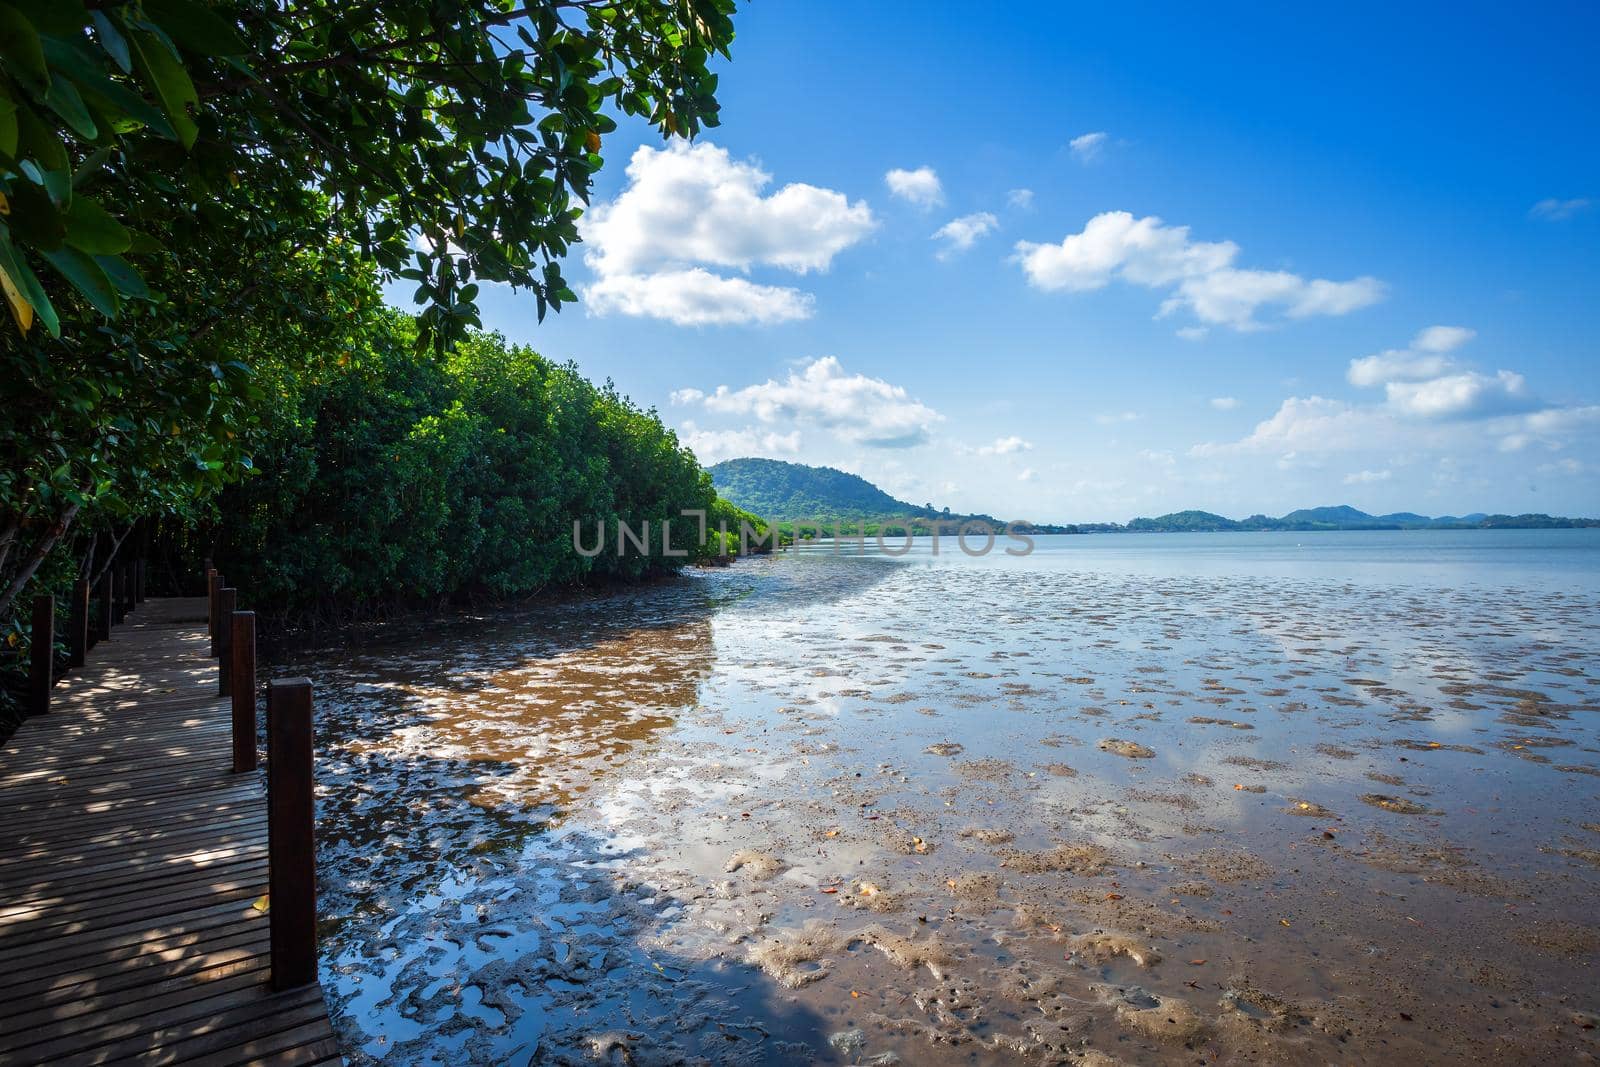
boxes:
[216,588,237,695]
[28,595,54,716]
[267,678,318,990]
[95,572,112,641]
[231,611,257,773]
[69,578,89,667]
[208,572,223,656]
[135,558,146,603]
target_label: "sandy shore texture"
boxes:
[285,548,1600,1065]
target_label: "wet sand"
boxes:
[283,537,1600,1064]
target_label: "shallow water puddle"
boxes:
[281,541,1600,1064]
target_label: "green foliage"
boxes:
[0,0,735,346]
[208,313,755,621]
[0,0,737,634]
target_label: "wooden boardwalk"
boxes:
[0,598,340,1066]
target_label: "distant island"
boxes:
[708,459,1599,534]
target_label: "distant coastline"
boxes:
[708,458,1597,536]
[1065,506,1600,534]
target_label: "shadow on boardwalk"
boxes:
[0,598,339,1066]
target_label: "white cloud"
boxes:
[1017,468,1038,482]
[1210,396,1239,410]
[1015,211,1385,331]
[677,421,801,464]
[1164,268,1385,331]
[1007,188,1035,209]
[1384,369,1533,419]
[1414,325,1477,353]
[884,166,943,208]
[1343,468,1392,484]
[1094,411,1140,425]
[585,269,814,326]
[1347,325,1475,386]
[1192,333,1593,465]
[1530,197,1591,221]
[932,212,998,258]
[669,388,705,405]
[1340,327,1538,420]
[1069,131,1109,162]
[580,142,874,325]
[688,356,943,449]
[977,435,1032,456]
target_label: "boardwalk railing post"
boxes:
[208,572,223,656]
[69,578,89,668]
[268,678,318,990]
[231,611,257,773]
[217,588,237,696]
[28,594,54,716]
[95,572,112,642]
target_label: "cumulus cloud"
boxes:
[585,269,815,326]
[1347,325,1475,386]
[677,421,801,464]
[932,212,998,258]
[884,166,943,208]
[1014,211,1385,331]
[1007,188,1035,209]
[1343,468,1392,484]
[1192,330,1591,465]
[1339,327,1539,420]
[1069,131,1109,161]
[684,356,942,449]
[1530,197,1591,221]
[1384,369,1534,419]
[580,142,875,325]
[1210,396,1239,410]
[977,435,1032,455]
[1017,468,1038,482]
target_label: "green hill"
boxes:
[708,458,934,520]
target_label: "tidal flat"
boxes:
[281,531,1600,1065]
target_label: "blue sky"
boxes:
[452,1,1599,523]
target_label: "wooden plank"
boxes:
[0,596,339,1065]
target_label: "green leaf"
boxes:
[14,101,69,171]
[7,0,85,37]
[140,0,247,57]
[0,5,49,93]
[0,97,16,157]
[128,30,198,149]
[0,228,60,335]
[43,74,98,140]
[94,253,147,298]
[5,179,66,248]
[90,11,132,73]
[40,243,119,317]
[63,196,130,254]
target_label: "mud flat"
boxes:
[286,535,1600,1064]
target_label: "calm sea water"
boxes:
[290,528,1600,1065]
[800,527,1600,588]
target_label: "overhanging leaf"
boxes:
[128,29,198,150]
[63,196,130,254]
[40,243,119,317]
